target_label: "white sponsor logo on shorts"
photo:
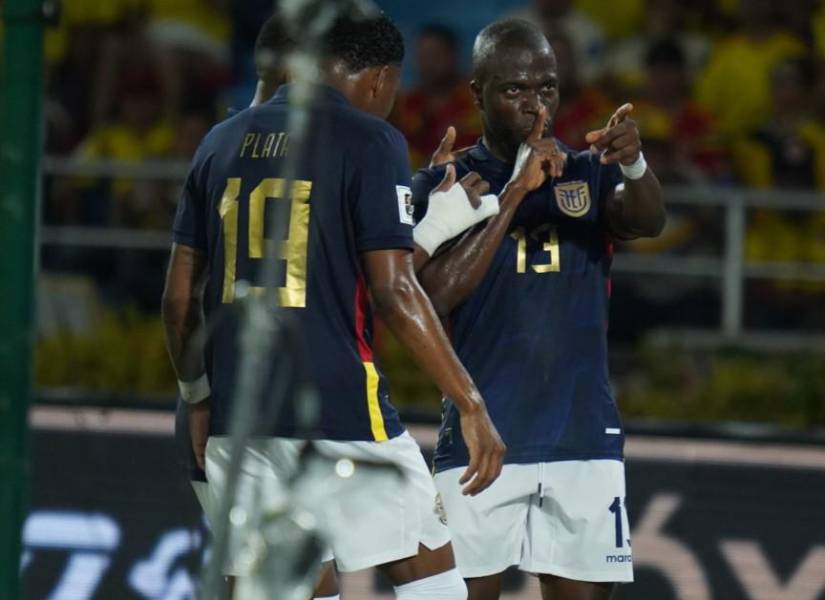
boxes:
[606,554,633,563]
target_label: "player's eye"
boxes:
[504,86,520,97]
[541,82,557,93]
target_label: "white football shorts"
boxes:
[434,459,633,583]
[204,431,451,575]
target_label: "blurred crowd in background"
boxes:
[6,0,825,425]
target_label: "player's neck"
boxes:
[482,134,516,165]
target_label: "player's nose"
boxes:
[520,91,543,116]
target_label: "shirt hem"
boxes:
[433,449,624,473]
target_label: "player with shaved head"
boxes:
[413,18,665,600]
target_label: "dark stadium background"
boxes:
[1,0,824,598]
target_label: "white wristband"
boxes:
[178,373,211,404]
[619,152,647,180]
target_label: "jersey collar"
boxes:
[468,137,574,178]
[467,140,513,179]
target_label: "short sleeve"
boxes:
[411,166,447,224]
[172,155,209,251]
[348,128,415,253]
[599,162,623,201]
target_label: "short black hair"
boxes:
[255,12,295,78]
[323,13,404,72]
[418,23,459,53]
[472,18,550,81]
[645,39,685,69]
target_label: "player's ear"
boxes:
[470,79,483,110]
[371,65,390,98]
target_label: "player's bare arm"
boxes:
[363,248,505,495]
[418,106,562,316]
[162,243,209,469]
[585,103,666,239]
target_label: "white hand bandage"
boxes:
[414,183,500,256]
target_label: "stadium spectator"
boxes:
[605,0,712,90]
[144,0,231,114]
[547,33,612,150]
[632,39,726,184]
[574,0,644,40]
[62,71,174,227]
[695,0,806,137]
[511,0,607,84]
[392,24,481,168]
[90,5,177,129]
[733,58,825,190]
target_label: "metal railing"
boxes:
[40,157,825,341]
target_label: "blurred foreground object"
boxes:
[0,0,46,596]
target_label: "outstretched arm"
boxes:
[364,249,505,495]
[586,103,666,239]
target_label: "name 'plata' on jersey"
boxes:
[173,82,414,442]
[413,140,625,471]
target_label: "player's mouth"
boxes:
[517,119,553,140]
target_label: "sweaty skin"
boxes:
[420,34,664,318]
[417,23,665,600]
[162,42,508,596]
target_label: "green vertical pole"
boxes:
[0,0,44,597]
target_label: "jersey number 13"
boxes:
[511,224,560,273]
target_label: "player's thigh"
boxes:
[465,573,504,600]
[539,574,616,600]
[313,560,339,597]
[377,541,456,586]
[521,460,632,584]
[313,432,452,573]
[434,464,536,579]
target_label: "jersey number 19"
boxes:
[218,177,312,308]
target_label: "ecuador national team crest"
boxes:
[554,180,591,218]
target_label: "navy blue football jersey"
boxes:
[412,141,625,471]
[173,85,414,442]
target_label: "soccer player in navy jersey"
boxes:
[412,19,666,600]
[162,13,555,600]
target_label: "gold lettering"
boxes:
[251,133,261,158]
[511,227,527,273]
[249,178,285,259]
[531,224,561,273]
[511,225,561,273]
[278,180,312,307]
[278,133,289,157]
[262,133,277,158]
[240,133,255,158]
[218,178,242,302]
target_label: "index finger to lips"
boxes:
[527,104,548,142]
